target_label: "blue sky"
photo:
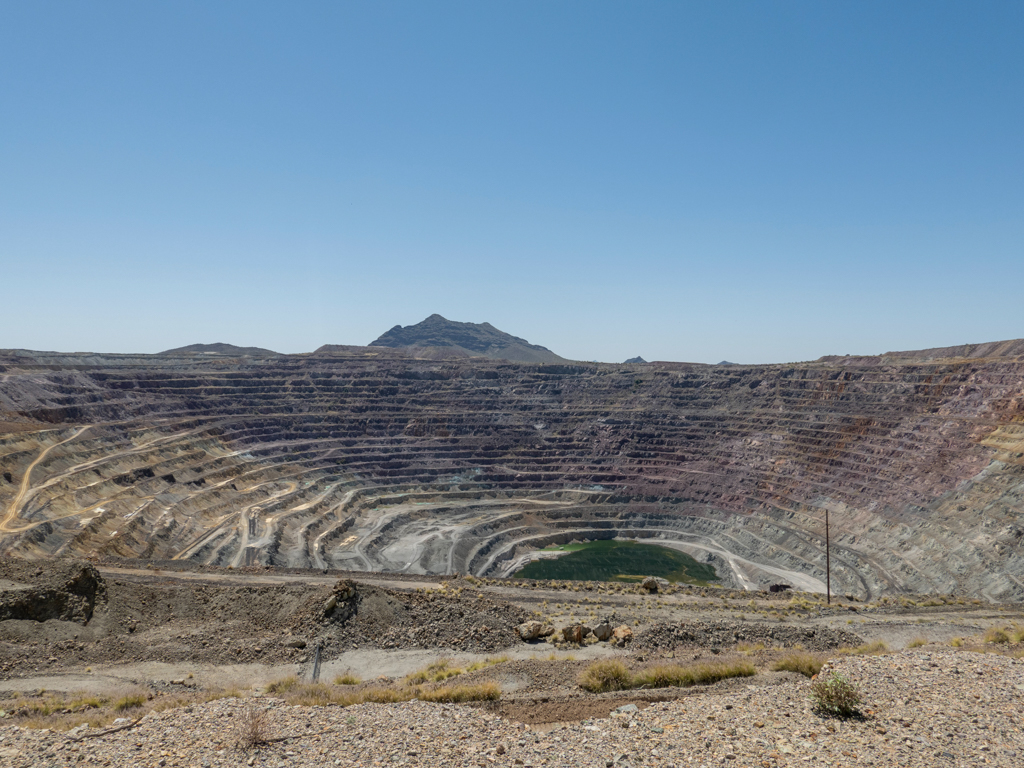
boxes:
[2,1,1021,363]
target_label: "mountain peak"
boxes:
[369,316,565,363]
[157,343,278,357]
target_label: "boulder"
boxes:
[592,623,613,641]
[561,624,584,644]
[517,620,545,641]
[640,577,659,593]
[611,625,634,646]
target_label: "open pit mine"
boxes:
[1,333,1023,601]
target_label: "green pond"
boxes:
[513,539,719,585]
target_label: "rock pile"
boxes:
[296,582,531,653]
[517,620,632,647]
[634,620,863,652]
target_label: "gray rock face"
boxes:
[0,562,104,624]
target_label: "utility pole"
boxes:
[825,508,831,605]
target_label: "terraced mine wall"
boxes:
[0,347,1022,600]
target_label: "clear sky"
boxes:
[2,2,1022,364]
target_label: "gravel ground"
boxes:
[1,650,1021,767]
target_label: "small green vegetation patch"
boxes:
[514,540,718,585]
[810,672,862,718]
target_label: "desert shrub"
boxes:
[810,672,862,718]
[235,706,272,749]
[579,659,632,692]
[949,636,965,647]
[417,682,501,703]
[334,673,361,686]
[907,637,929,649]
[772,652,824,678]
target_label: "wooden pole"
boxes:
[825,508,831,605]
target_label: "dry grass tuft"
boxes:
[632,660,756,689]
[465,655,511,672]
[112,693,146,712]
[275,682,417,708]
[837,640,888,656]
[982,625,1024,644]
[983,626,1011,644]
[9,685,246,733]
[906,637,930,649]
[579,658,755,692]
[334,673,361,686]
[771,652,825,678]
[405,659,463,685]
[578,659,632,693]
[265,675,300,694]
[279,683,346,707]
[416,682,501,703]
[358,687,416,704]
